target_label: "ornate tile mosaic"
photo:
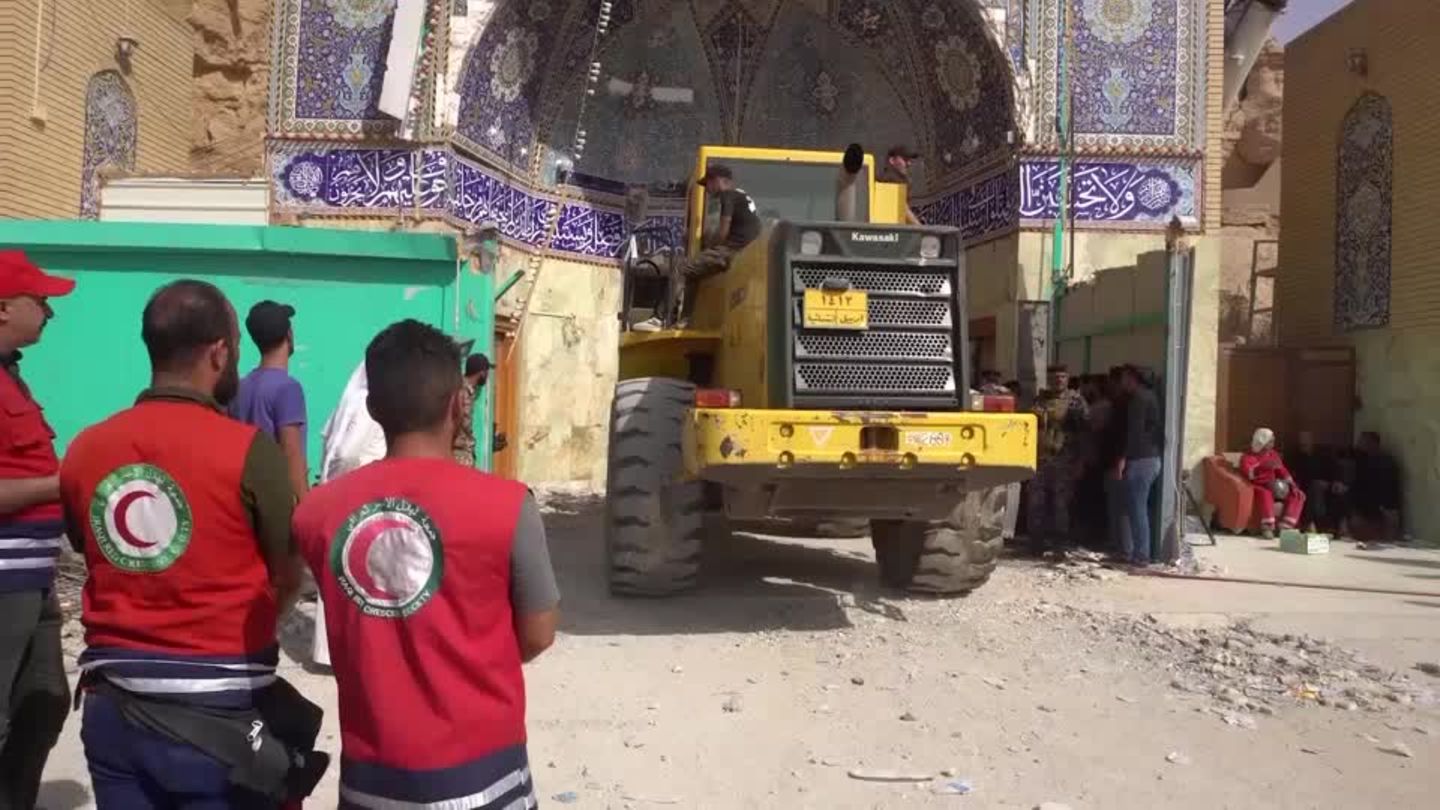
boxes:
[270,143,684,261]
[699,1,769,142]
[271,145,450,210]
[271,0,401,136]
[80,71,138,220]
[451,1,553,169]
[913,169,1019,244]
[1018,157,1197,225]
[1032,0,1202,150]
[896,0,1018,188]
[268,1,1210,240]
[1334,92,1392,332]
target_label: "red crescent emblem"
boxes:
[114,490,158,549]
[346,517,412,601]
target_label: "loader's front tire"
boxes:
[605,378,703,596]
[870,487,1009,595]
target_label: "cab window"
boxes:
[694,159,871,234]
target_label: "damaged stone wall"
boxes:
[1219,39,1284,345]
[190,0,271,176]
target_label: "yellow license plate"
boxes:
[802,289,869,330]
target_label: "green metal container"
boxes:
[0,221,497,474]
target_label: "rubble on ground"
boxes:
[531,481,603,516]
[1037,549,1127,584]
[1078,609,1438,717]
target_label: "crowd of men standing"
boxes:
[0,250,559,809]
[1022,362,1166,565]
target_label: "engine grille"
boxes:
[796,330,952,362]
[787,257,961,409]
[794,266,951,297]
[795,363,955,394]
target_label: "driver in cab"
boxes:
[636,163,759,331]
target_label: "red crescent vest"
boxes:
[59,394,279,706]
[0,365,65,593]
[293,457,528,806]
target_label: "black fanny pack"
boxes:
[82,674,330,803]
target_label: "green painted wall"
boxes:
[0,221,495,474]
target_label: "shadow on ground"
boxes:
[544,495,908,637]
[38,779,90,810]
[1345,551,1440,571]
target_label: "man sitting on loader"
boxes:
[635,163,760,331]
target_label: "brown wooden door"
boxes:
[1288,347,1355,448]
[1216,344,1356,454]
[1216,346,1289,453]
[492,329,519,479]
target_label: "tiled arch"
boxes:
[80,71,138,219]
[1334,92,1393,332]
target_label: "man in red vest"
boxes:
[60,280,312,808]
[0,251,73,810]
[293,319,559,810]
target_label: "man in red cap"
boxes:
[0,250,74,809]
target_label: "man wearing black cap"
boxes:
[638,164,760,331]
[879,145,922,225]
[0,250,73,810]
[230,301,309,497]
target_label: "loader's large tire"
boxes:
[870,487,1009,595]
[605,378,704,596]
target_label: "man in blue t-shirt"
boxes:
[230,300,308,497]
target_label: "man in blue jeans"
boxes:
[1113,365,1162,565]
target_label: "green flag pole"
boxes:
[1049,1,1075,366]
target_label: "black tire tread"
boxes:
[605,378,703,596]
[870,487,1009,596]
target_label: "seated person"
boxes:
[1350,431,1403,542]
[1239,427,1306,538]
[1289,430,1347,532]
[634,164,759,331]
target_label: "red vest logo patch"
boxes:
[89,463,194,573]
[330,498,443,618]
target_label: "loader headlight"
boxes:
[919,235,941,259]
[800,230,823,256]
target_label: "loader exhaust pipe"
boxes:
[835,143,866,223]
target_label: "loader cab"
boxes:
[688,152,876,254]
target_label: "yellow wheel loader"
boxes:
[607,145,1036,596]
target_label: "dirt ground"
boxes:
[37,493,1440,810]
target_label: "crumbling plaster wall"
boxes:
[1219,39,1283,344]
[190,0,271,176]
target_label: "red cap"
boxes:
[0,251,76,298]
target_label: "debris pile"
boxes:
[1122,615,1436,716]
[1037,549,1126,584]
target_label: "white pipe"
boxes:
[31,0,45,112]
[1224,0,1286,112]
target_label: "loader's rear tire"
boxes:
[870,487,1009,595]
[605,378,703,596]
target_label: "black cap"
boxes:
[245,300,295,351]
[887,144,921,160]
[697,163,733,186]
[465,353,492,377]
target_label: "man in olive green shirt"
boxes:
[452,354,491,467]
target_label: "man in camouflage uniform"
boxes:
[1028,364,1089,550]
[452,354,491,466]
